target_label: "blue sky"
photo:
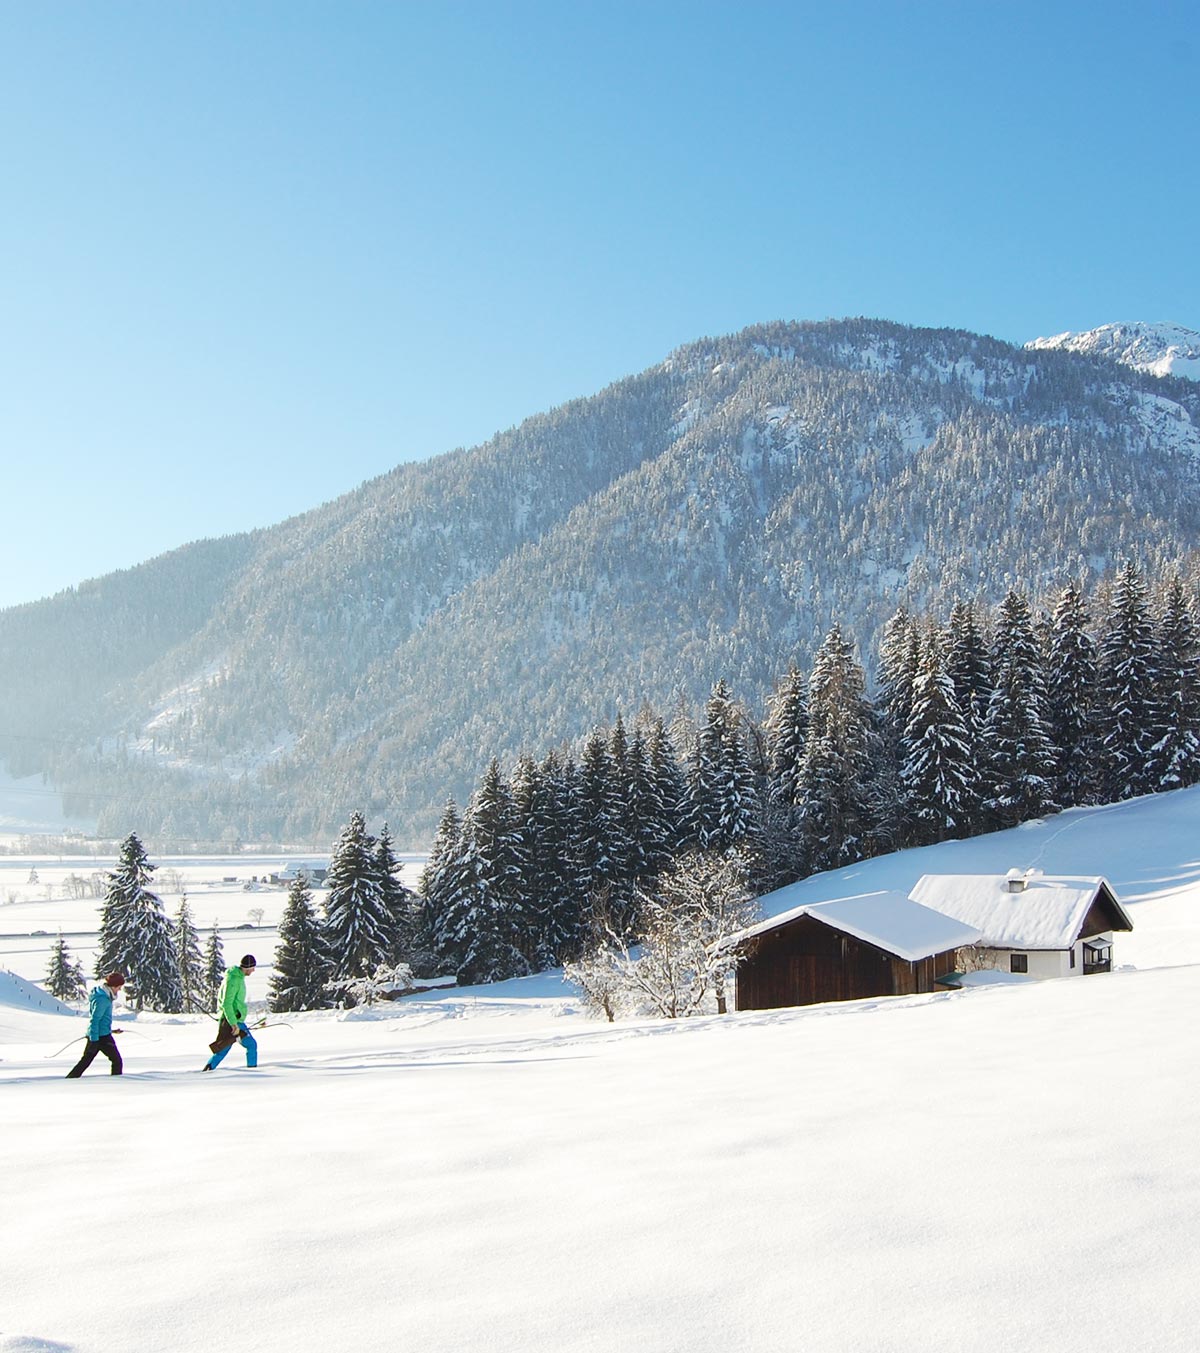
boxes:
[1,0,1195,610]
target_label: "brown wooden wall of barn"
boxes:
[735,914,956,1011]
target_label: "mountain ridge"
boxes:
[4,316,1200,847]
[1026,320,1200,381]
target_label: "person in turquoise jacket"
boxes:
[66,972,126,1077]
[204,955,258,1071]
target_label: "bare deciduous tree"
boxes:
[566,852,760,1020]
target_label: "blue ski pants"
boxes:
[207,1021,257,1069]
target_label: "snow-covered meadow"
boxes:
[4,788,1200,1353]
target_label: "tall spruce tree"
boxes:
[945,597,991,731]
[418,798,470,975]
[765,664,808,813]
[795,626,876,872]
[575,731,624,911]
[270,874,331,1012]
[1098,561,1163,801]
[647,716,687,858]
[1152,574,1200,791]
[875,606,921,769]
[1045,583,1099,806]
[900,638,975,844]
[508,755,542,963]
[534,750,587,964]
[457,760,528,984]
[375,823,416,965]
[687,680,759,855]
[96,833,182,1012]
[606,715,635,889]
[173,896,207,1013]
[324,810,391,983]
[982,590,1058,829]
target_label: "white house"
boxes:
[908,871,1133,979]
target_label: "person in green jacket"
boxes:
[203,955,258,1071]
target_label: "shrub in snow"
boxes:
[566,852,759,1020]
[326,962,415,1008]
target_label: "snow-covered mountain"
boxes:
[5,316,1200,845]
[1026,320,1200,381]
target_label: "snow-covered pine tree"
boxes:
[1045,582,1100,807]
[508,755,543,963]
[95,832,183,1012]
[203,923,225,1010]
[173,895,207,1013]
[375,822,417,965]
[606,714,635,889]
[269,874,332,1012]
[944,597,991,731]
[324,810,391,983]
[456,760,528,984]
[647,715,687,858]
[795,626,877,873]
[575,730,624,913]
[533,749,586,964]
[982,589,1058,829]
[686,679,760,855]
[625,727,662,883]
[45,931,86,1001]
[900,637,975,844]
[1098,561,1163,801]
[418,797,470,974]
[875,606,920,768]
[765,664,808,813]
[872,608,924,848]
[1151,574,1200,791]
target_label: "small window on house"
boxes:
[1070,948,1076,969]
[1010,954,1029,974]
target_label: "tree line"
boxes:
[48,558,1199,1014]
[415,558,1198,987]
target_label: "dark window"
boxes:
[1070,948,1076,969]
[1010,953,1029,974]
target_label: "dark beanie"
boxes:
[240,955,257,968]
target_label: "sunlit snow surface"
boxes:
[4,788,1200,1353]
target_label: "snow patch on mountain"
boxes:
[1027,321,1200,381]
[1126,388,1200,459]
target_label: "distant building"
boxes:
[908,872,1132,980]
[733,890,981,1011]
[269,864,328,887]
[734,870,1133,1010]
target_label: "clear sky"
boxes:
[1,0,1195,611]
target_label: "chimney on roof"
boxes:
[1006,868,1026,893]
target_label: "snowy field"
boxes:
[4,788,1200,1352]
[0,852,427,987]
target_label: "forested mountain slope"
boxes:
[3,317,1199,846]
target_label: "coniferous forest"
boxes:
[92,559,1199,1008]
[413,560,1198,986]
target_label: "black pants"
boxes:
[66,1035,123,1077]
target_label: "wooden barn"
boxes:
[733,890,982,1012]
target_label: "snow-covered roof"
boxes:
[736,890,982,962]
[907,874,1131,950]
